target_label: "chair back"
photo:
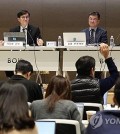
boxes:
[38,119,81,134]
[76,103,103,120]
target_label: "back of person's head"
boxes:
[114,77,120,106]
[0,80,35,132]
[89,11,100,20]
[75,56,95,76]
[15,59,33,75]
[17,10,30,18]
[45,75,71,111]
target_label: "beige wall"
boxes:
[0,0,120,44]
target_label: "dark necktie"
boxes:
[89,29,94,44]
[22,28,27,45]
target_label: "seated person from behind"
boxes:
[82,11,108,45]
[0,80,38,134]
[71,43,119,104]
[10,59,43,102]
[86,77,120,134]
[30,75,85,134]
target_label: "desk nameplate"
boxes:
[4,42,23,47]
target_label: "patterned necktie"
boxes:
[23,28,27,45]
[89,29,94,44]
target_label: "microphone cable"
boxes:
[96,43,104,72]
[26,28,43,84]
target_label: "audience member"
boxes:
[30,75,85,134]
[71,43,119,104]
[82,11,108,45]
[86,77,120,134]
[0,80,38,134]
[10,59,43,102]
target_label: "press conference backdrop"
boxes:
[0,0,120,44]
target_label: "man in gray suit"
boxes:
[82,11,108,45]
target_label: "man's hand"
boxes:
[37,38,44,46]
[99,43,109,59]
[0,40,4,46]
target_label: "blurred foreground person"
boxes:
[0,80,38,134]
[86,77,120,134]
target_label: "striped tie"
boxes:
[23,28,27,45]
[89,29,94,44]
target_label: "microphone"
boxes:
[24,28,42,84]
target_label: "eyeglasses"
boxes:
[21,16,29,19]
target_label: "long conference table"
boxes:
[0,46,120,74]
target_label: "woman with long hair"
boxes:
[0,80,38,134]
[31,75,85,134]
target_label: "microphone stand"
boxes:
[26,28,43,85]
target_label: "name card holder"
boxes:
[46,41,57,47]
[4,42,23,47]
[65,41,86,46]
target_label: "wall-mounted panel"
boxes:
[0,0,120,44]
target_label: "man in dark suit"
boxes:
[5,10,44,78]
[10,59,43,102]
[82,11,108,45]
[10,10,43,46]
[82,11,108,79]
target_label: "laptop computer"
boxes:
[35,121,56,134]
[63,32,86,46]
[3,32,26,46]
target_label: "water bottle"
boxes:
[58,36,62,46]
[110,35,115,46]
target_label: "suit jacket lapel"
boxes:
[86,29,90,44]
[95,28,101,43]
[16,26,20,32]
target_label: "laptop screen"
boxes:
[3,32,25,44]
[63,32,86,46]
[35,121,56,134]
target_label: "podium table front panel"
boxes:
[63,47,120,72]
[0,50,59,71]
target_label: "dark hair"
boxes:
[89,11,100,20]
[17,10,30,18]
[0,80,35,131]
[45,75,71,112]
[15,59,33,75]
[75,56,95,76]
[114,77,120,106]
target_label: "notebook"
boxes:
[63,32,86,46]
[35,121,56,134]
[3,32,26,46]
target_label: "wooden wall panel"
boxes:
[106,0,120,44]
[0,0,120,44]
[42,0,106,42]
